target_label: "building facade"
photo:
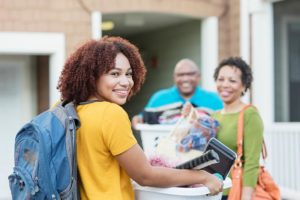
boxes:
[1,0,300,199]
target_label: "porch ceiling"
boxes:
[79,0,227,36]
[102,12,193,36]
[86,0,226,17]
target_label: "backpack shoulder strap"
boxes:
[64,102,80,128]
[52,101,80,198]
[52,101,80,129]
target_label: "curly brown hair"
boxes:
[57,36,146,104]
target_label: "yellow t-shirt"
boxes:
[76,101,137,200]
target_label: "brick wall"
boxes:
[219,0,241,60]
[87,0,240,60]
[0,0,91,55]
[0,0,240,59]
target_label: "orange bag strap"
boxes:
[236,105,252,166]
[261,139,267,160]
[237,105,267,165]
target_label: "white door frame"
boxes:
[0,32,65,105]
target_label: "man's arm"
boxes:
[131,89,167,127]
[132,114,143,128]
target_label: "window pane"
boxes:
[274,0,300,122]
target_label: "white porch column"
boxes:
[248,2,274,125]
[201,17,218,92]
[91,11,102,39]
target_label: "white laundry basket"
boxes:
[134,177,231,200]
[135,124,232,200]
[136,124,174,155]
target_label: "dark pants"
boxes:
[221,196,228,200]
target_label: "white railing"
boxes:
[264,123,300,198]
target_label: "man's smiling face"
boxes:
[173,60,200,99]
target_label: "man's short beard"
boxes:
[180,90,195,99]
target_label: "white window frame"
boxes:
[280,16,300,121]
[0,32,65,105]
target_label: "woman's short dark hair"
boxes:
[58,36,146,104]
[213,57,253,94]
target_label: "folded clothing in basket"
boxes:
[149,149,219,170]
[149,154,180,168]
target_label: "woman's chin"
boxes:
[221,98,233,105]
[111,98,127,105]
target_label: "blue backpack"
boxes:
[8,102,80,200]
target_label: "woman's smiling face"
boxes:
[95,53,134,105]
[215,65,245,105]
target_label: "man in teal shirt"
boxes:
[132,58,223,126]
[145,86,222,110]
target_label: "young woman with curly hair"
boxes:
[58,36,223,200]
[212,57,264,200]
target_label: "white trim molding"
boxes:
[247,1,274,124]
[263,0,284,3]
[0,32,66,106]
[240,0,250,62]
